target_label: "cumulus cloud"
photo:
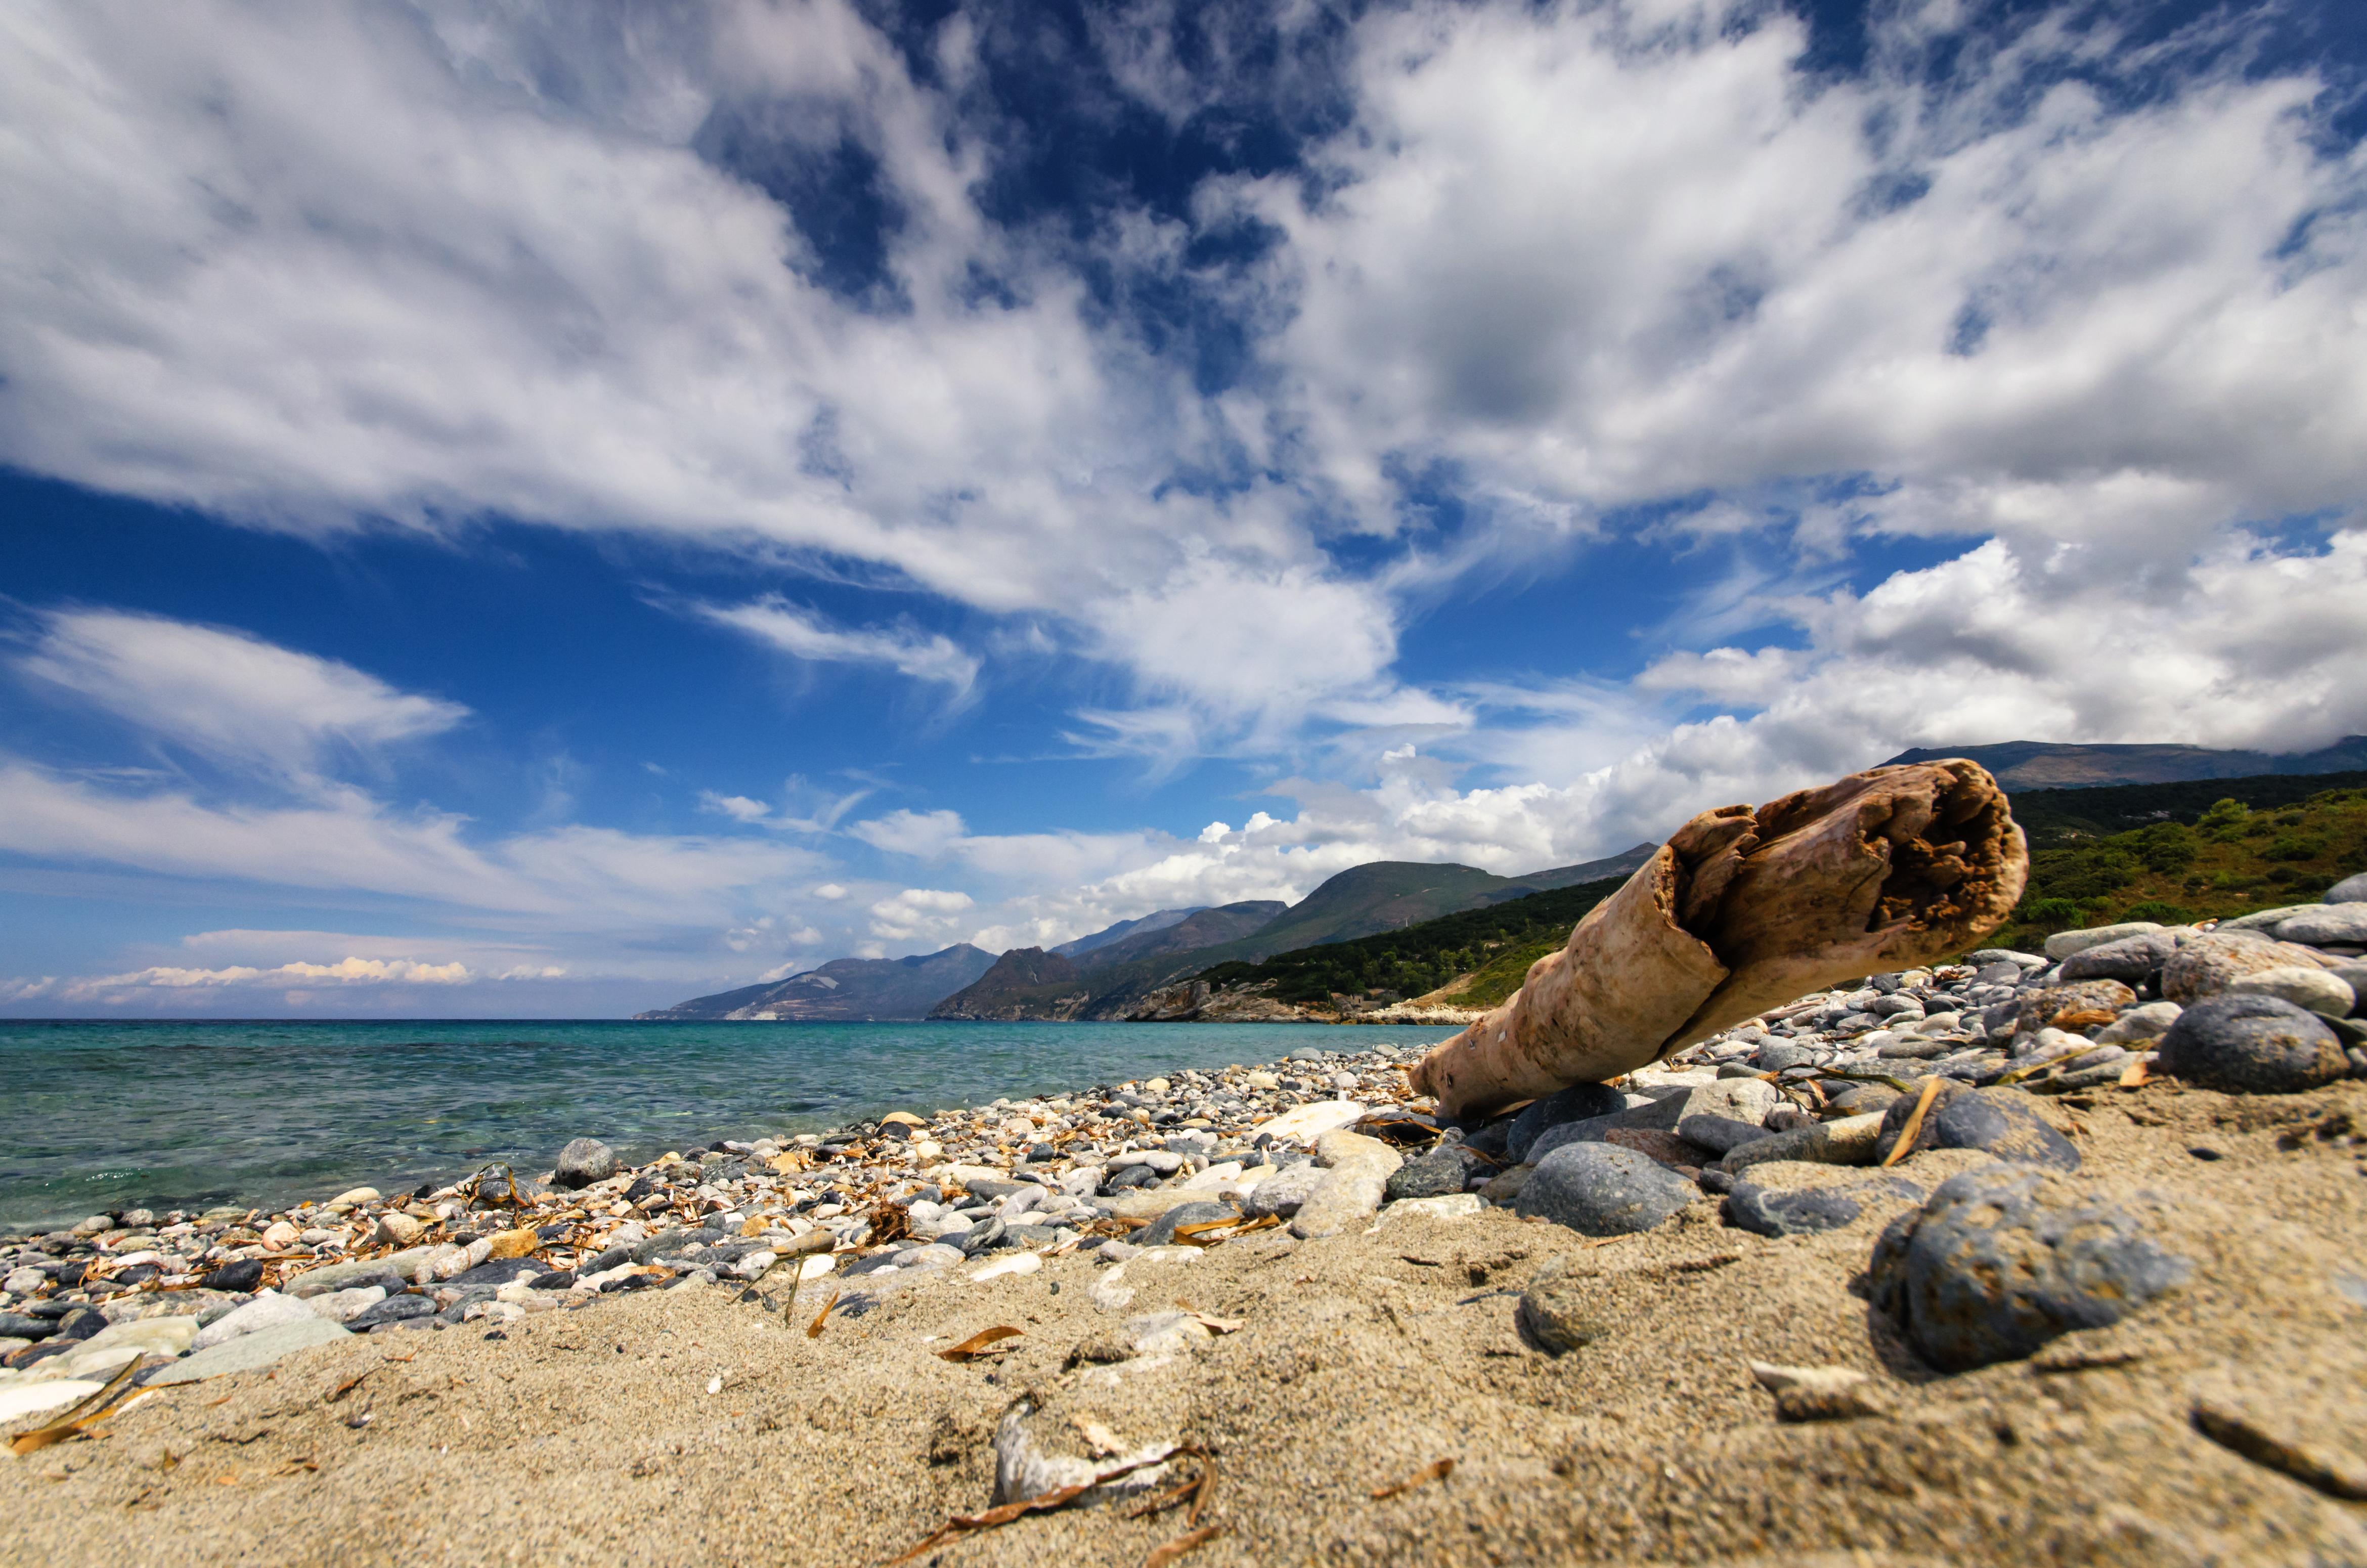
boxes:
[867,886,976,944]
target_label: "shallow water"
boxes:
[0,1018,1458,1232]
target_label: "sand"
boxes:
[7,1077,2366,1566]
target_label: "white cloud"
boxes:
[867,886,976,944]
[695,598,982,699]
[17,608,465,785]
[1235,0,2367,575]
[78,956,474,992]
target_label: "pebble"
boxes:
[1513,1142,1698,1236]
[1506,1082,1628,1162]
[2278,904,2367,947]
[1288,1131,1402,1239]
[2043,923,2164,960]
[1868,1165,2191,1372]
[1382,1143,1479,1201]
[1516,1257,1606,1354]
[147,1317,353,1384]
[1242,1164,1326,1219]
[2164,932,2337,1005]
[191,1289,317,1349]
[1724,1178,1921,1238]
[2157,993,2350,1094]
[2056,931,2179,985]
[553,1137,620,1189]
[1874,1081,2081,1171]
[2224,966,2357,1018]
[1722,1114,1886,1174]
[1137,1201,1236,1247]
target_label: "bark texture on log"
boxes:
[1407,760,2028,1120]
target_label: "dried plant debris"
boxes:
[2193,1398,2367,1501]
[1370,1456,1457,1499]
[7,1357,144,1455]
[938,1325,1025,1361]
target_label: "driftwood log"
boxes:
[1408,760,2029,1121]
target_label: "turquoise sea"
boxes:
[0,1019,1460,1233]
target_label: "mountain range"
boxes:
[639,736,2367,1023]
[638,843,1654,1021]
[1881,736,2367,790]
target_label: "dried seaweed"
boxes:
[7,1356,143,1455]
[805,1291,839,1339]
[1369,1456,1456,1499]
[1124,1446,1216,1526]
[1881,1076,1946,1168]
[1141,1523,1223,1566]
[873,1446,1194,1567]
[938,1326,1024,1362]
[1170,1214,1280,1247]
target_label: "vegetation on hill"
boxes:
[1194,874,1632,1008]
[1989,783,2367,952]
[2007,770,2367,849]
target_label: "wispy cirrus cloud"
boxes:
[693,597,982,700]
[15,607,466,786]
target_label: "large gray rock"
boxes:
[192,1289,315,1349]
[2224,966,2356,1019]
[1512,1143,1696,1237]
[2156,993,2349,1094]
[552,1137,620,1189]
[2277,904,2367,947]
[2043,923,2164,961]
[1506,1083,1627,1163]
[1868,1165,2190,1372]
[1873,1081,2081,1170]
[2057,932,2179,986]
[146,1317,352,1384]
[2325,872,2367,905]
[2164,932,2333,1005]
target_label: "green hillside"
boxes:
[1193,873,1633,1008]
[1990,782,2367,951]
[2006,770,2367,848]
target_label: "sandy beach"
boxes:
[7,1069,2365,1567]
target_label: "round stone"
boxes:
[1136,1201,1235,1247]
[2223,965,2356,1019]
[1516,1258,1609,1355]
[1512,1142,1697,1237]
[1383,1143,1478,1202]
[1506,1082,1629,1163]
[1874,1080,2080,1170]
[2324,871,2367,905]
[2163,932,2335,1005]
[552,1137,619,1190]
[1868,1164,2191,1372]
[2156,993,2348,1094]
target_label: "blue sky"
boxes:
[5,0,2367,1017]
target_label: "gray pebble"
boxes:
[2156,993,2349,1094]
[1868,1165,2190,1371]
[1873,1080,2080,1170]
[1512,1143,1697,1237]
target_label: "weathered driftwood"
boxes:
[1407,760,2029,1120]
